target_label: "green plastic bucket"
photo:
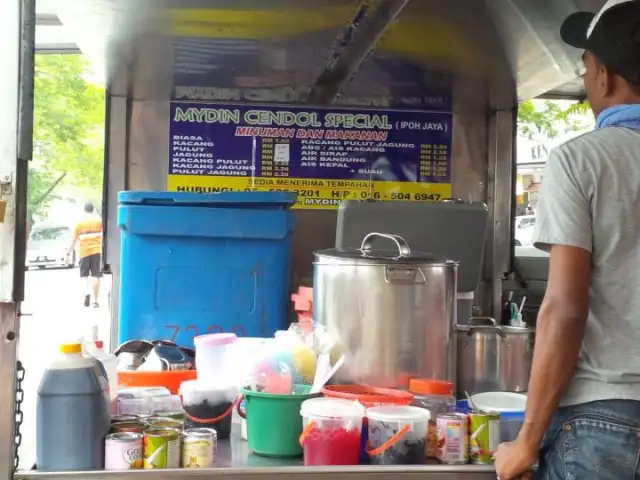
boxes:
[238,385,320,457]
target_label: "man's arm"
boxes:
[518,244,590,450]
[518,146,593,447]
[67,225,79,256]
[495,146,593,479]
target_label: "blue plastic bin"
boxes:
[117,191,297,347]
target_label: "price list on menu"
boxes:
[419,143,450,181]
[261,138,291,178]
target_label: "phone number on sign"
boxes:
[165,325,246,343]
[268,189,442,202]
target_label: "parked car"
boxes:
[514,224,536,247]
[26,224,76,269]
[514,214,536,230]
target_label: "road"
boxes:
[17,266,112,470]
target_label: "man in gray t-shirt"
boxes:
[495,1,640,479]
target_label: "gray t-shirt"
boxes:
[533,126,640,406]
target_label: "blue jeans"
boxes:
[535,400,640,479]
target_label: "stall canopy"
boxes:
[36,0,78,53]
[47,0,606,104]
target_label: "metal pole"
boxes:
[0,0,34,476]
[305,0,412,105]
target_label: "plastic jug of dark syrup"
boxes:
[36,341,110,471]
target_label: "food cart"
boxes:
[0,0,596,478]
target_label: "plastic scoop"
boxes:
[310,354,345,394]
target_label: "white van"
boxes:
[25,224,76,269]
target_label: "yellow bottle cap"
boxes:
[60,343,82,354]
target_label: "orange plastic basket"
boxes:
[117,370,197,395]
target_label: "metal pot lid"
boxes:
[456,322,535,333]
[314,232,457,266]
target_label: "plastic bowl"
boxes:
[117,370,197,395]
[470,392,527,413]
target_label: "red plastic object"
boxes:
[408,378,454,396]
[292,286,314,329]
[303,426,361,466]
[322,385,413,408]
[117,370,196,395]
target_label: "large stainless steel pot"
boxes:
[456,317,535,395]
[313,233,458,388]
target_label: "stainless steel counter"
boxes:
[16,431,496,480]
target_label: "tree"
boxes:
[517,99,591,140]
[30,54,104,223]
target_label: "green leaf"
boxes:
[30,54,104,221]
[517,99,591,140]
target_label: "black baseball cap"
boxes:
[561,0,640,84]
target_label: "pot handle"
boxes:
[464,317,506,340]
[467,317,497,326]
[360,233,411,257]
[384,266,428,285]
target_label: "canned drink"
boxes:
[436,413,469,465]
[181,428,217,468]
[111,421,146,434]
[105,432,143,470]
[469,412,500,464]
[154,410,186,421]
[111,415,139,424]
[143,427,180,469]
[147,417,184,430]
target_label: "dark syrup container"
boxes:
[179,380,236,439]
[367,405,430,465]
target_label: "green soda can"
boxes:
[143,427,180,469]
[469,412,501,464]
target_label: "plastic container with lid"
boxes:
[179,380,237,439]
[299,397,365,466]
[194,333,238,382]
[409,378,455,458]
[366,405,430,466]
[322,385,413,462]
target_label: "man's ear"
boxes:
[600,65,616,97]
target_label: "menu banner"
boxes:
[168,103,452,209]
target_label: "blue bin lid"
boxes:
[118,191,297,207]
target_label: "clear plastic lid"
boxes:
[300,397,365,419]
[366,405,430,423]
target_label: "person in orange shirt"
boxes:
[67,202,103,308]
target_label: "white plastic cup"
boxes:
[194,333,237,382]
[366,405,430,465]
[300,397,365,466]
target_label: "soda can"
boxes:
[111,421,146,434]
[147,417,184,430]
[436,413,469,465]
[154,410,186,422]
[469,412,501,464]
[181,428,217,468]
[144,427,180,469]
[110,415,139,424]
[105,432,143,470]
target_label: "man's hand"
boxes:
[494,437,537,480]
